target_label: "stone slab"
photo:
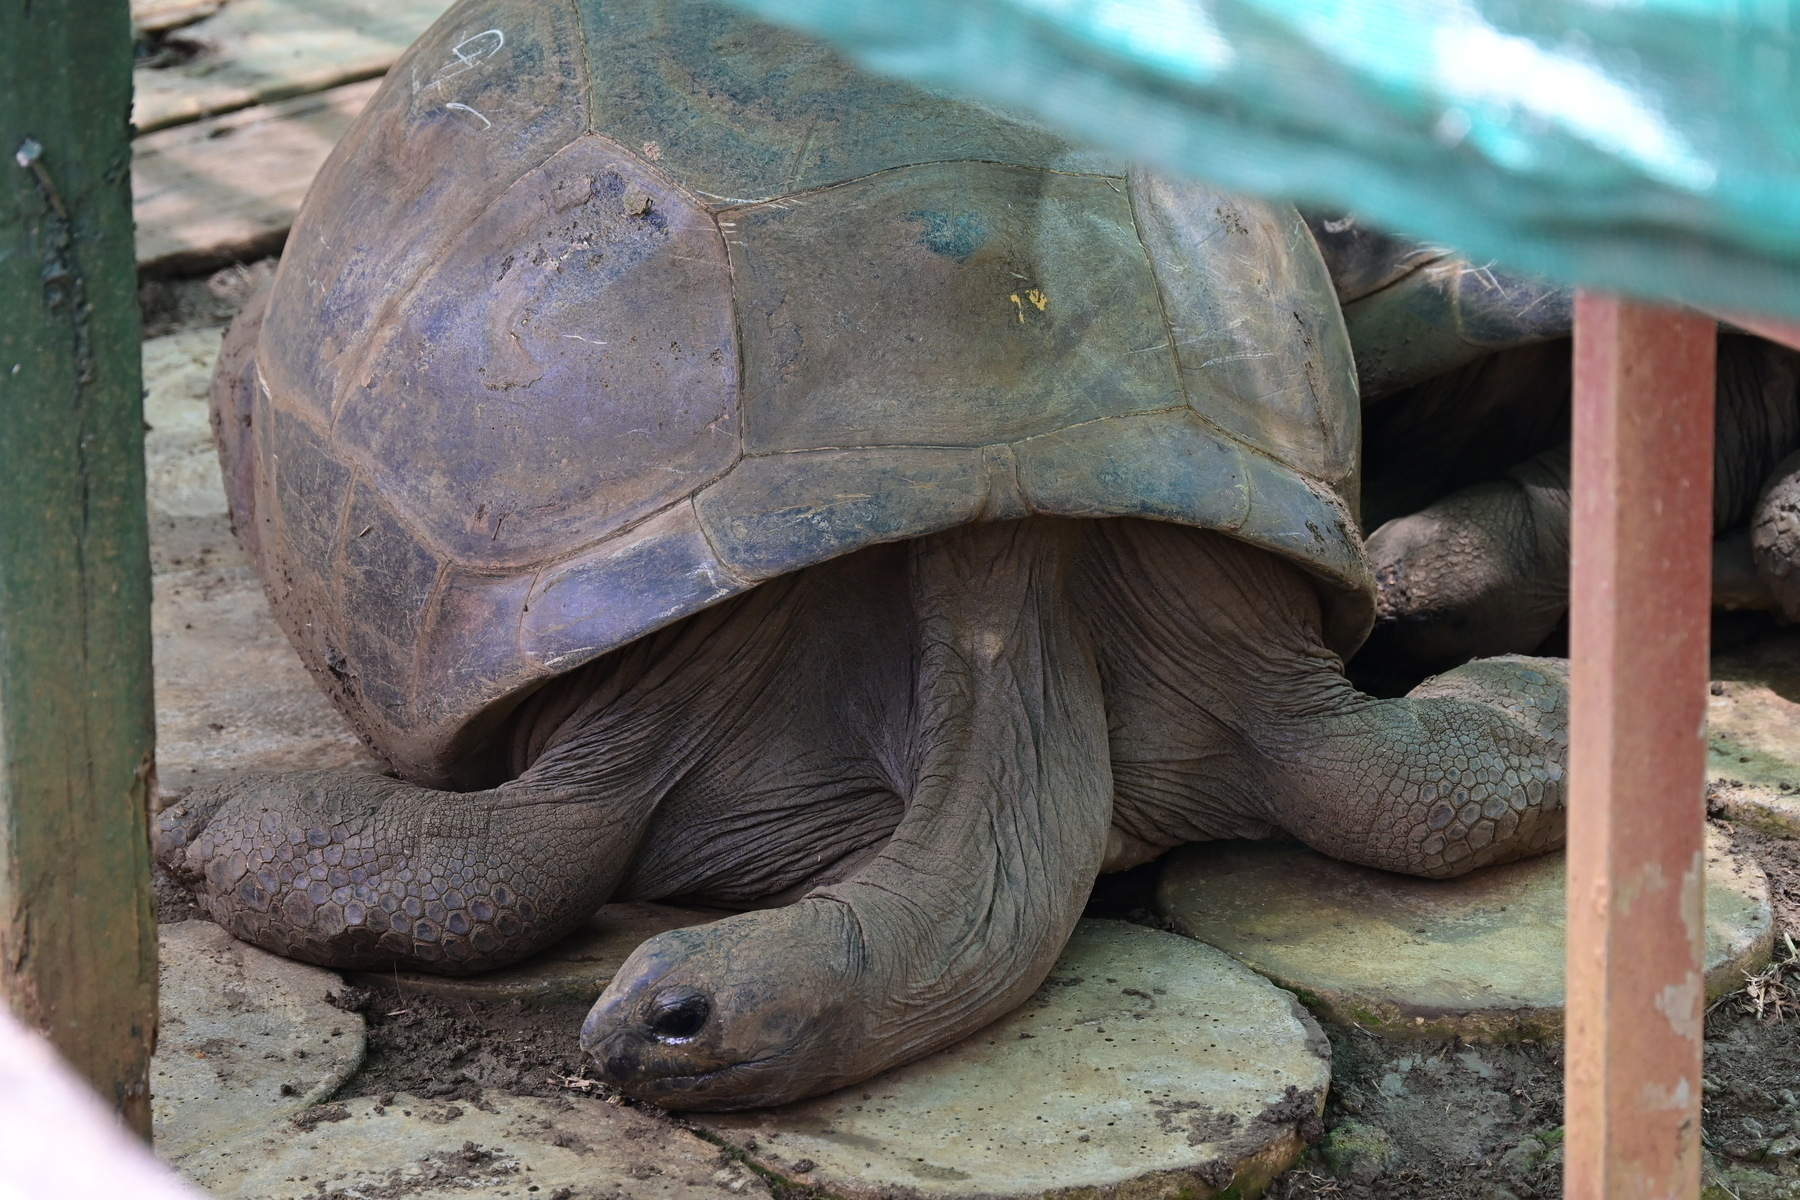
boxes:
[177,1092,770,1199]
[1155,826,1773,1040]
[348,902,730,1006]
[144,327,234,572]
[133,0,450,133]
[698,919,1329,1200]
[154,921,366,1166]
[135,79,378,275]
[144,330,385,802]
[1708,630,1800,835]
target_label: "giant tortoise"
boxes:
[157,0,1569,1110]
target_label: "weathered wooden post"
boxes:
[1566,296,1716,1199]
[0,0,159,1136]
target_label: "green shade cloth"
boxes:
[719,0,1800,319]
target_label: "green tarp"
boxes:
[720,0,1800,320]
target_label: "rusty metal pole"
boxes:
[1566,295,1715,1200]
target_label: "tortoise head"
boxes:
[580,901,873,1109]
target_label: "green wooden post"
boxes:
[0,0,158,1137]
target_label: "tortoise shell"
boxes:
[214,0,1371,787]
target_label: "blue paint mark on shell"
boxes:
[906,209,989,260]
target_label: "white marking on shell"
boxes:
[444,103,493,131]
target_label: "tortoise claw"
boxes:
[152,784,234,890]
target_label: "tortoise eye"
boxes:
[645,987,711,1040]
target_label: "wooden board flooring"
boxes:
[134,78,380,275]
[132,0,446,133]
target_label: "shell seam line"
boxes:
[684,496,750,589]
[568,0,596,140]
[1122,170,1193,419]
[724,403,1300,459]
[405,557,457,712]
[707,158,1129,212]
[728,418,1170,459]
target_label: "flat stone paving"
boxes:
[1156,825,1772,1039]
[164,916,1332,1200]
[347,901,729,1005]
[154,921,367,1166]
[180,1093,769,1200]
[697,919,1330,1200]
[145,330,385,804]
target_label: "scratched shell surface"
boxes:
[230,0,1372,786]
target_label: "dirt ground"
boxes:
[147,263,1800,1199]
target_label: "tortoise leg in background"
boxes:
[1751,449,1800,618]
[1257,656,1568,877]
[582,519,1114,1111]
[1361,334,1800,687]
[1361,444,1572,684]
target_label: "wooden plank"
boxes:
[131,0,224,35]
[1566,295,1715,1200]
[132,0,449,134]
[133,78,378,274]
[0,0,158,1138]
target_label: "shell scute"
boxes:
[267,409,350,584]
[1129,171,1360,494]
[729,162,1180,454]
[695,448,989,582]
[259,0,589,425]
[410,568,541,782]
[583,0,1119,205]
[1014,412,1252,530]
[520,502,747,674]
[338,484,444,715]
[331,134,740,569]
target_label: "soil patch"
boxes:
[327,983,599,1104]
[1265,820,1800,1200]
[1265,1028,1565,1199]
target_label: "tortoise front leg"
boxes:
[154,578,818,974]
[154,768,657,972]
[581,519,1114,1110]
[1256,655,1569,878]
[1078,519,1567,881]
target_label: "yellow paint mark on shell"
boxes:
[1009,290,1049,323]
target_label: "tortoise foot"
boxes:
[154,770,603,974]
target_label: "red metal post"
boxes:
[1566,295,1715,1200]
